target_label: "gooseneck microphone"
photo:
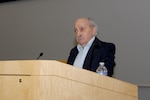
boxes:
[36,52,44,60]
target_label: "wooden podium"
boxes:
[0,60,138,100]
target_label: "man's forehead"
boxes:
[75,18,90,27]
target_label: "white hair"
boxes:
[87,18,98,35]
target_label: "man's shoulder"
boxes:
[94,37,115,48]
[70,46,78,53]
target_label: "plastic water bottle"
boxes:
[96,62,108,76]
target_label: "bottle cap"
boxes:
[99,62,105,66]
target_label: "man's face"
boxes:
[74,18,96,47]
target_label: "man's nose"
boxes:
[76,31,81,36]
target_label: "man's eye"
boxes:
[74,27,84,33]
[74,29,77,33]
[80,28,84,32]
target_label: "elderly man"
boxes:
[67,17,116,77]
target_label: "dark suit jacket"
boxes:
[67,37,116,77]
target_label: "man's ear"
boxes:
[92,27,96,35]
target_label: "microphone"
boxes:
[36,52,44,60]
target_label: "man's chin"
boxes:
[78,42,84,45]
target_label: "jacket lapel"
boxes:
[83,37,101,70]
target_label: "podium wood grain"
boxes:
[0,60,138,100]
